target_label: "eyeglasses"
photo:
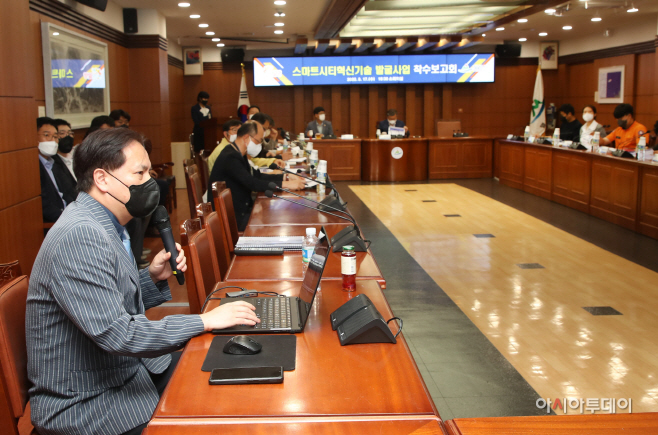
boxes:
[249,135,263,145]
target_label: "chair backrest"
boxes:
[189,133,196,158]
[217,188,240,254]
[180,218,220,313]
[0,261,22,288]
[196,202,231,280]
[185,165,204,219]
[196,150,210,191]
[0,275,29,433]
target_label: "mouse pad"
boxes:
[201,335,297,372]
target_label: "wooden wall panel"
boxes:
[1,0,34,97]
[498,143,525,189]
[0,198,43,276]
[0,98,36,153]
[590,159,638,229]
[523,147,552,199]
[168,63,187,142]
[0,148,40,210]
[551,152,591,213]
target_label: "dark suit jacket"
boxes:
[305,120,334,137]
[52,154,78,204]
[26,192,205,435]
[39,159,66,223]
[377,119,407,136]
[208,144,283,230]
[191,103,212,152]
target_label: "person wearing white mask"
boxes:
[578,105,607,147]
[306,106,334,138]
[377,109,409,137]
[207,121,305,231]
[208,119,242,173]
[37,117,68,225]
[247,105,260,120]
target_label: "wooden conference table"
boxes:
[148,191,441,432]
[495,139,658,241]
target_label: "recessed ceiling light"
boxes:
[482,33,486,37]
[518,18,528,23]
[274,0,286,5]
[274,30,284,34]
[212,38,220,42]
[539,32,548,36]
[274,22,284,27]
[545,8,556,14]
[495,27,504,31]
[591,17,602,21]
[217,43,225,47]
[199,23,209,28]
[52,32,59,36]
[178,2,190,7]
[563,25,572,30]
[205,31,215,35]
[189,14,200,19]
[519,38,527,42]
[274,12,285,17]
[627,6,638,12]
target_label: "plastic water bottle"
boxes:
[591,132,600,153]
[310,149,319,168]
[637,136,646,161]
[523,126,530,142]
[302,228,318,265]
[316,160,327,195]
[553,128,560,147]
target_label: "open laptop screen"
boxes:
[297,229,329,328]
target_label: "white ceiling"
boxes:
[111,0,333,50]
[478,0,658,44]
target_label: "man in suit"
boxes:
[37,117,68,223]
[306,106,334,138]
[26,128,260,435]
[207,121,305,231]
[377,109,409,137]
[191,91,212,153]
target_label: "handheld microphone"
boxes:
[152,206,185,285]
[264,188,367,252]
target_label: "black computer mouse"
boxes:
[223,335,262,355]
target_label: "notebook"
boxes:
[214,230,329,334]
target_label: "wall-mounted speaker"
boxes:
[123,8,138,34]
[221,48,245,63]
[495,44,522,58]
[331,294,398,345]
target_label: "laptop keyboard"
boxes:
[254,297,292,330]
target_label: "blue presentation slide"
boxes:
[254,54,494,87]
[51,59,106,88]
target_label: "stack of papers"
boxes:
[235,236,304,251]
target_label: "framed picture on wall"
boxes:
[539,41,558,70]
[597,65,625,104]
[41,22,110,129]
[184,48,203,76]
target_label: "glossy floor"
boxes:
[347,181,658,414]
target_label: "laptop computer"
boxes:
[213,228,329,334]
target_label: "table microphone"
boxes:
[269,163,345,211]
[264,190,367,252]
[151,206,185,285]
[267,182,352,220]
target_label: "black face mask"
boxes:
[561,116,568,123]
[200,99,209,105]
[617,119,628,129]
[58,136,74,154]
[120,124,129,129]
[107,172,160,218]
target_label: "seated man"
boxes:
[84,115,116,139]
[600,103,648,152]
[110,109,131,128]
[27,127,260,435]
[52,118,78,186]
[208,121,305,230]
[558,103,582,142]
[306,106,333,138]
[37,117,68,223]
[247,105,260,120]
[208,119,242,172]
[377,109,409,137]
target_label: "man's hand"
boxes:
[200,301,260,331]
[266,150,277,157]
[281,151,293,161]
[274,159,286,168]
[283,175,306,190]
[149,243,187,283]
[404,126,409,132]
